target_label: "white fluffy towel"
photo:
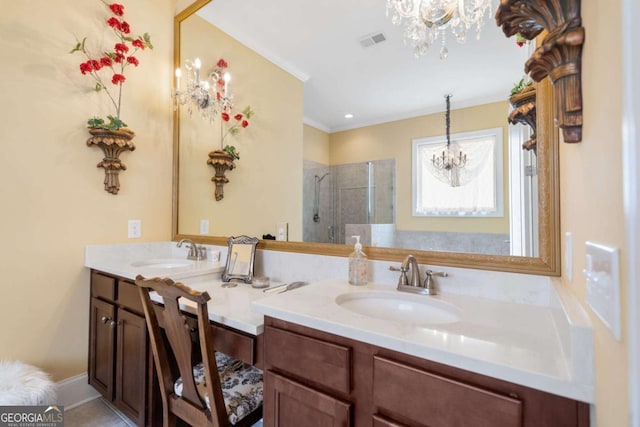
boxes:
[0,360,57,405]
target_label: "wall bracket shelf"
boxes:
[86,128,136,195]
[496,0,585,143]
[207,150,235,201]
[509,85,537,151]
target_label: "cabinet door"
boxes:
[114,309,148,427]
[265,371,351,427]
[88,297,116,400]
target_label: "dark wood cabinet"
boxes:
[88,297,116,399]
[263,317,589,427]
[114,308,148,425]
[88,272,148,427]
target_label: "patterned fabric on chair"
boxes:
[174,352,263,425]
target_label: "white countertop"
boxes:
[152,275,276,335]
[85,242,274,335]
[252,279,595,404]
[85,242,226,281]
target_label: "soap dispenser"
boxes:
[348,236,368,286]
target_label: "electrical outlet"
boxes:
[276,222,288,241]
[128,219,142,238]
[200,219,210,235]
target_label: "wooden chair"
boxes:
[135,275,263,427]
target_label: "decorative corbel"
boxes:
[496,0,585,143]
[207,150,236,201]
[509,85,537,152]
[86,128,136,194]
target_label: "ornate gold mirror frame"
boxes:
[172,0,569,276]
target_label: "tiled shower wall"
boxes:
[303,159,395,244]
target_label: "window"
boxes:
[412,128,503,217]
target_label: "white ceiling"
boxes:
[198,0,528,133]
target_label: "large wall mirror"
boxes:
[172,0,560,275]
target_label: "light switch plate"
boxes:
[276,222,288,241]
[565,232,573,281]
[127,219,142,238]
[200,219,209,235]
[584,241,621,340]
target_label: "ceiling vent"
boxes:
[359,32,387,48]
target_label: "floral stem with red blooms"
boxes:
[220,105,255,160]
[71,1,153,131]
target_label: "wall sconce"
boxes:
[173,57,232,122]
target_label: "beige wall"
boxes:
[0,0,175,380]
[560,1,629,425]
[177,15,304,240]
[303,124,330,165]
[329,102,510,234]
[0,2,632,425]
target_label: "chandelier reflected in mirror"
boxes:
[173,57,232,122]
[385,0,493,59]
[431,94,467,186]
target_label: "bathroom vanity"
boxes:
[85,243,593,427]
[253,279,593,427]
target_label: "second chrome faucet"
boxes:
[391,254,447,296]
[177,238,207,261]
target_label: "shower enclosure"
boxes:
[303,159,395,245]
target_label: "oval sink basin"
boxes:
[335,291,460,325]
[130,258,194,269]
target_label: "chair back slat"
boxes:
[135,276,213,411]
[135,275,260,427]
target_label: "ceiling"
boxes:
[198,0,529,133]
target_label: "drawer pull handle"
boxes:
[101,316,112,324]
[110,320,119,329]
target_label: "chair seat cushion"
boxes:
[174,352,263,425]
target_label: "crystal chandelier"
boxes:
[173,58,232,122]
[385,0,493,59]
[432,94,467,186]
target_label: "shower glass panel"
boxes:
[303,159,395,245]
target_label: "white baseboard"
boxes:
[56,373,100,410]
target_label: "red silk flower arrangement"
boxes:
[70,1,153,131]
[220,106,254,161]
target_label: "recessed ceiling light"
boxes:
[344,113,354,119]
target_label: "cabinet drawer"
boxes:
[373,356,522,427]
[265,326,351,395]
[91,272,116,301]
[117,280,144,314]
[266,370,352,427]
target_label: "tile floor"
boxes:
[63,397,264,426]
[64,398,135,427]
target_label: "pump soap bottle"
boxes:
[348,236,368,286]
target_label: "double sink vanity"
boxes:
[85,242,593,426]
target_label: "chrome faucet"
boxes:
[390,255,447,296]
[177,239,207,261]
[399,254,421,287]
